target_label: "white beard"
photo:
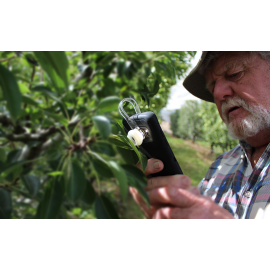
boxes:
[221,97,270,140]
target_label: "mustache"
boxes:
[221,97,252,121]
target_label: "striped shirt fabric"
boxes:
[199,140,270,219]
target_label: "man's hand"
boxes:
[130,159,234,219]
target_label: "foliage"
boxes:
[198,101,238,152]
[170,99,238,152]
[165,134,213,186]
[170,109,180,136]
[0,51,195,219]
[174,100,203,143]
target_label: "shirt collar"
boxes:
[239,140,254,161]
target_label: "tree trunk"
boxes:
[210,143,214,154]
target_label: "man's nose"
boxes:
[213,79,234,101]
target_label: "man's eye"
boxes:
[227,71,243,80]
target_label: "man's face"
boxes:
[204,52,270,140]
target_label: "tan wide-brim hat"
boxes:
[183,51,214,103]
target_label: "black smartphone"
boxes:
[122,111,183,176]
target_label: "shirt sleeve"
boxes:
[198,178,207,194]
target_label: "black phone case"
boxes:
[122,111,183,176]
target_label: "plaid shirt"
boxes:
[199,140,270,219]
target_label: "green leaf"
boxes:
[114,119,128,135]
[108,135,132,150]
[97,96,121,113]
[151,79,159,96]
[33,52,69,92]
[125,136,148,172]
[82,51,97,61]
[0,161,6,174]
[0,148,6,163]
[166,63,176,79]
[117,147,138,165]
[21,166,32,176]
[121,164,149,206]
[22,95,39,107]
[31,84,63,103]
[138,150,148,172]
[44,147,62,161]
[139,91,150,107]
[44,110,68,126]
[1,51,15,58]
[0,128,6,139]
[0,64,21,121]
[36,177,64,219]
[81,181,96,205]
[164,52,173,62]
[96,52,115,66]
[90,142,116,157]
[24,52,38,66]
[0,189,12,219]
[93,115,111,140]
[47,171,63,177]
[1,160,25,179]
[144,66,151,77]
[108,161,128,201]
[121,164,147,185]
[95,195,119,219]
[154,61,167,71]
[117,61,127,77]
[103,64,115,78]
[90,151,113,178]
[64,159,86,202]
[7,150,21,163]
[18,82,30,94]
[97,79,116,99]
[21,175,40,197]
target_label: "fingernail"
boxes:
[168,187,177,196]
[153,161,160,169]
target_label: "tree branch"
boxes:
[41,133,63,152]
[3,117,92,143]
[0,55,16,63]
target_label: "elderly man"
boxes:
[130,51,270,219]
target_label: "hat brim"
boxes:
[183,52,214,103]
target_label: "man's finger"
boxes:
[152,207,191,219]
[136,158,164,176]
[145,174,191,191]
[188,186,201,196]
[148,186,199,207]
[129,187,159,218]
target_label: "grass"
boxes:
[165,134,214,186]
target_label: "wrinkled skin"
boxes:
[205,52,270,166]
[130,159,234,219]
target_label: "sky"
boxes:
[165,51,202,111]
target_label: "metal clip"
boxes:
[118,98,145,146]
